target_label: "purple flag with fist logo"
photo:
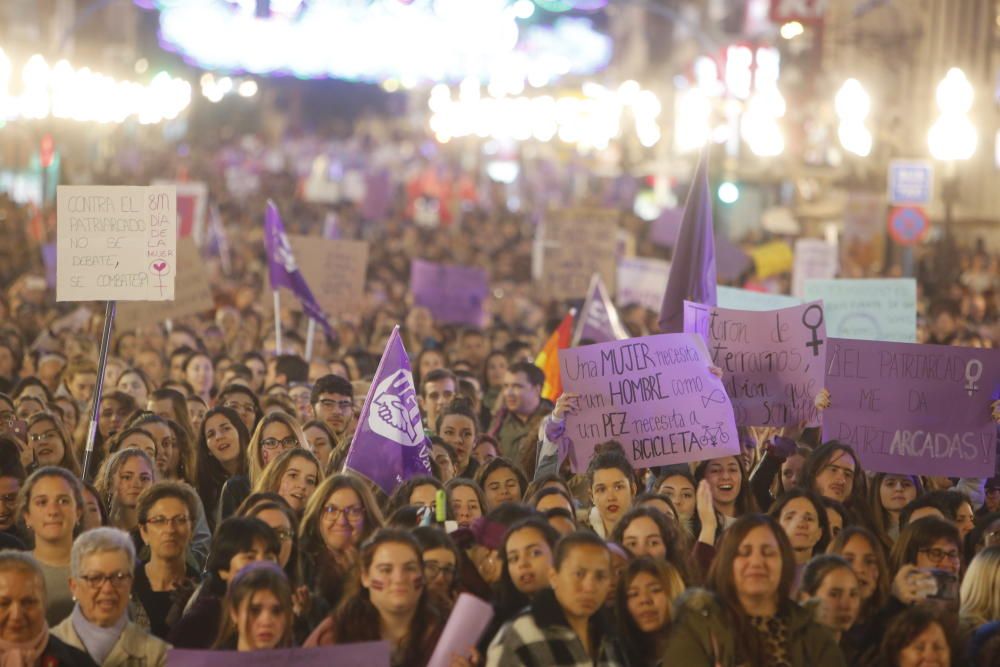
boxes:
[264,200,333,337]
[345,326,433,493]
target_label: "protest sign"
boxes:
[116,237,214,329]
[792,238,837,298]
[153,180,206,244]
[411,259,488,327]
[841,192,886,275]
[748,241,794,279]
[717,286,802,311]
[822,338,999,477]
[683,300,827,427]
[540,209,618,300]
[286,235,368,320]
[804,278,916,342]
[426,594,494,667]
[559,334,740,471]
[616,257,670,312]
[57,185,176,302]
[167,642,390,667]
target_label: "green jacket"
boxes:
[661,588,847,667]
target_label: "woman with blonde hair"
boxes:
[252,448,323,515]
[246,412,308,487]
[94,448,157,532]
[959,546,1000,642]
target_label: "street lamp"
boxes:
[835,78,872,157]
[927,67,977,237]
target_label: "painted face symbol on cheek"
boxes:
[368,577,387,591]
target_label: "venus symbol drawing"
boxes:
[150,260,170,297]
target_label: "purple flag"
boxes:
[715,234,752,282]
[822,338,999,477]
[649,208,683,247]
[264,200,333,337]
[658,148,717,333]
[572,274,628,346]
[41,244,57,288]
[411,259,488,327]
[345,326,433,493]
[204,205,231,275]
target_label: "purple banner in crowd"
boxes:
[822,338,1000,477]
[559,333,740,471]
[684,300,827,427]
[168,642,390,667]
[41,244,57,288]
[345,326,433,493]
[411,259,488,327]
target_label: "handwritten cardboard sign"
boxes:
[411,259,488,327]
[167,642,390,667]
[286,235,369,320]
[804,278,916,343]
[541,209,618,300]
[683,300,827,427]
[116,237,213,330]
[792,238,837,298]
[559,334,740,471]
[822,338,999,477]
[717,286,803,311]
[616,257,670,311]
[57,185,176,302]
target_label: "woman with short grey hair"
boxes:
[51,528,169,667]
[0,550,96,666]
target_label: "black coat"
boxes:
[42,634,99,667]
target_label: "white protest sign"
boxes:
[804,278,917,342]
[616,257,670,311]
[792,238,838,298]
[57,185,176,302]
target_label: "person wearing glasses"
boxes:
[245,412,308,487]
[0,437,27,548]
[215,384,263,437]
[413,526,461,604]
[131,481,200,640]
[298,475,384,624]
[309,375,355,449]
[26,412,81,476]
[52,527,168,667]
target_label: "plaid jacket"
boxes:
[486,589,624,667]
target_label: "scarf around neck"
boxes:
[0,623,48,667]
[70,603,126,665]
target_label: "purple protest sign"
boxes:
[822,339,999,477]
[167,642,390,667]
[411,259,488,327]
[559,334,740,472]
[683,300,827,427]
[41,244,57,288]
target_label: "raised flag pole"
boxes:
[273,290,282,355]
[305,318,316,361]
[82,300,116,481]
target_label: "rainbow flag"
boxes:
[535,310,575,401]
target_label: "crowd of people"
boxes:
[0,127,995,667]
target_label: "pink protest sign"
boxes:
[822,338,999,477]
[683,300,827,427]
[559,334,740,471]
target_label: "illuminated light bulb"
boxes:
[238,80,258,97]
[835,79,870,121]
[718,181,739,204]
[935,68,973,114]
[928,115,977,161]
[511,0,535,19]
[780,21,804,39]
[838,123,872,157]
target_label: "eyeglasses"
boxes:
[321,504,364,521]
[423,562,456,580]
[145,515,190,528]
[0,493,17,506]
[261,436,298,450]
[273,528,294,542]
[28,429,59,443]
[318,399,354,413]
[918,547,961,564]
[0,412,15,426]
[79,571,132,589]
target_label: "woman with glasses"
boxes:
[18,467,84,625]
[298,475,384,623]
[216,384,262,435]
[52,527,169,667]
[413,526,461,604]
[252,449,323,515]
[245,412,308,487]
[238,494,301,586]
[0,437,27,547]
[94,449,157,532]
[26,412,81,476]
[131,481,200,640]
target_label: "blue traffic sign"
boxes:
[888,160,934,205]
